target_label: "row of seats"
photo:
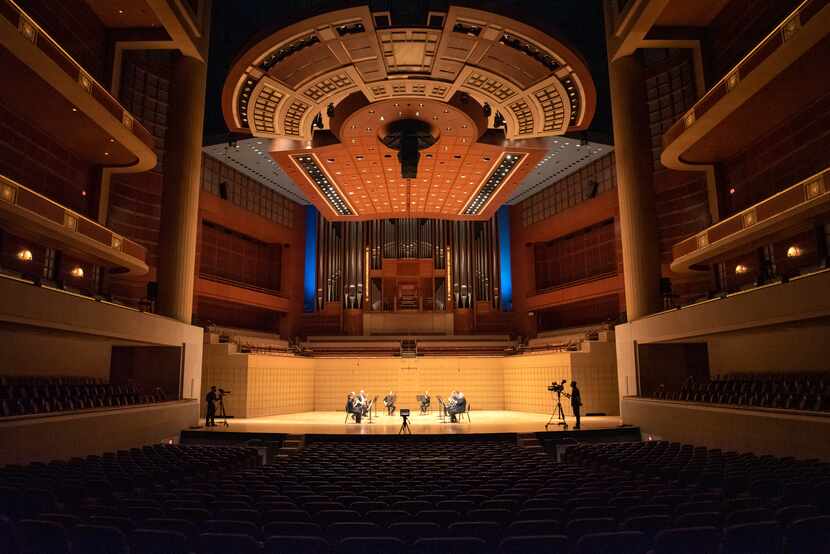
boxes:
[0,376,167,417]
[648,371,830,412]
[2,437,829,552]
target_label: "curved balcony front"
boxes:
[661,0,830,170]
[0,175,149,276]
[0,0,157,173]
[671,167,830,274]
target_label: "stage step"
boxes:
[276,434,306,460]
[517,433,543,450]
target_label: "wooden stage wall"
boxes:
[202,343,619,419]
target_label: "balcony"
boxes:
[0,0,156,172]
[661,0,830,170]
[0,174,148,275]
[671,166,830,273]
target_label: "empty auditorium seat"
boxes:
[722,521,783,554]
[264,536,329,554]
[130,529,190,554]
[576,530,650,554]
[653,526,722,554]
[498,535,568,554]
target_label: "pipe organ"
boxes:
[313,216,506,314]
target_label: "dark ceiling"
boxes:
[203,0,611,144]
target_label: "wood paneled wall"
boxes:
[202,347,621,417]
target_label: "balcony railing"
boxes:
[0,0,154,153]
[662,0,828,151]
[0,174,148,274]
[671,166,830,271]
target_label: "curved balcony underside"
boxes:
[0,1,157,173]
[0,175,148,276]
[671,168,830,273]
[662,0,830,170]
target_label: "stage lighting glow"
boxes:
[70,266,84,278]
[734,264,749,275]
[16,249,33,261]
[786,245,802,258]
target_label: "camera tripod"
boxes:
[399,414,412,434]
[217,394,229,428]
[545,390,568,430]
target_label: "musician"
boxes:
[384,391,397,416]
[345,392,362,423]
[420,390,431,414]
[205,386,218,427]
[571,381,582,430]
[447,390,466,423]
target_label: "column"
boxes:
[609,54,663,320]
[156,53,208,322]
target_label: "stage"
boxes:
[192,410,626,436]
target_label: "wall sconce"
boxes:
[16,249,33,261]
[70,266,85,278]
[786,245,802,258]
[734,264,749,275]
[528,311,535,317]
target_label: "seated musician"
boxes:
[345,392,362,423]
[384,390,397,416]
[420,390,431,414]
[357,389,369,417]
[447,390,467,423]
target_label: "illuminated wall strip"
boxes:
[364,246,370,303]
[462,153,526,215]
[446,245,452,307]
[291,154,356,216]
[497,206,513,311]
[303,206,318,312]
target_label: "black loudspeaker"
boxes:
[219,181,229,200]
[146,281,158,301]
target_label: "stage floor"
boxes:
[199,410,624,435]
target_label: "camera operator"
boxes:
[205,385,218,427]
[571,381,582,430]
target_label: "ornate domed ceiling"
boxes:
[222,5,596,220]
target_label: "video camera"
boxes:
[548,379,567,393]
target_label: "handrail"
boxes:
[662,0,824,150]
[671,165,830,266]
[198,272,285,297]
[0,173,147,265]
[0,0,154,151]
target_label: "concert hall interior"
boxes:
[2,0,830,552]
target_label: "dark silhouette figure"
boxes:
[205,386,218,427]
[571,381,582,429]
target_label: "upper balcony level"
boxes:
[661,0,830,171]
[0,0,157,173]
[671,166,829,275]
[1,174,148,277]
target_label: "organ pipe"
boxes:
[312,216,500,313]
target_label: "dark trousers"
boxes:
[572,405,581,428]
[387,405,395,416]
[206,404,216,426]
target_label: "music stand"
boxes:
[436,395,447,423]
[217,393,230,428]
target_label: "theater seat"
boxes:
[199,532,261,554]
[336,537,406,554]
[785,515,830,554]
[723,521,783,554]
[387,522,444,543]
[448,521,502,546]
[130,529,190,554]
[263,521,324,538]
[264,536,330,554]
[414,537,486,554]
[653,526,721,554]
[576,530,649,554]
[18,519,70,554]
[498,535,568,554]
[71,524,129,554]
